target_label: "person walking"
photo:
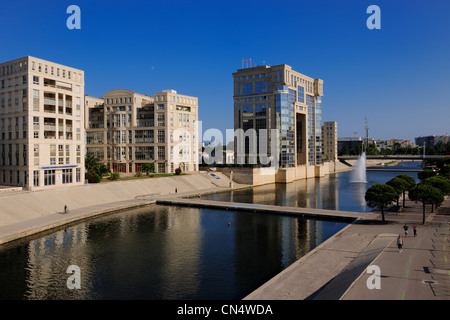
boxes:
[413,224,417,237]
[403,224,409,237]
[397,235,404,253]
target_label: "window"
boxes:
[157,130,165,143]
[297,86,304,103]
[76,168,80,182]
[33,170,39,187]
[157,146,165,160]
[44,170,55,186]
[242,104,253,117]
[33,76,39,85]
[33,89,39,111]
[242,83,253,95]
[255,103,267,116]
[62,169,72,184]
[255,81,267,94]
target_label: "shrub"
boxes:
[175,167,182,175]
[110,172,120,180]
[85,171,101,183]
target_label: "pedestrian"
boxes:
[397,235,403,253]
[413,224,417,237]
[403,224,408,237]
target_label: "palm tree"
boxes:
[141,163,154,175]
[85,154,100,173]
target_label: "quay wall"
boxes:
[214,159,398,186]
[0,172,233,227]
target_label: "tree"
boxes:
[365,183,397,223]
[141,163,155,175]
[422,176,450,212]
[96,163,111,178]
[85,154,100,173]
[422,176,450,195]
[440,164,450,179]
[418,169,436,181]
[386,177,410,208]
[396,174,416,207]
[409,184,444,224]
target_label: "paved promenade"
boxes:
[245,196,450,300]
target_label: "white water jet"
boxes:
[350,152,367,183]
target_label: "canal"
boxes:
[0,162,420,300]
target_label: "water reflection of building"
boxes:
[158,206,202,299]
[23,205,203,299]
[26,223,90,299]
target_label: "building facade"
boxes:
[232,64,324,168]
[415,135,448,147]
[322,121,337,161]
[85,89,198,174]
[0,56,85,189]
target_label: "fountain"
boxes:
[350,152,367,183]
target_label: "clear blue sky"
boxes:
[1,0,449,142]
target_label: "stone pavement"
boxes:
[245,196,450,300]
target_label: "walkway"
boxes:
[245,196,450,300]
[156,198,373,221]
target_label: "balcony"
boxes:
[44,124,56,131]
[44,132,56,139]
[44,98,56,105]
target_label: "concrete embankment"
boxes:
[0,172,239,235]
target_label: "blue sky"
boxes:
[1,0,449,142]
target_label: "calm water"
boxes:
[201,161,420,213]
[0,162,420,300]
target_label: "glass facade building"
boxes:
[233,64,323,168]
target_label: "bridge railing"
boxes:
[338,155,446,160]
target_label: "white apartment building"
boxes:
[85,89,198,174]
[0,56,85,189]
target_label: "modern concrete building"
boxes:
[232,64,324,173]
[85,89,198,174]
[0,56,85,190]
[322,121,338,161]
